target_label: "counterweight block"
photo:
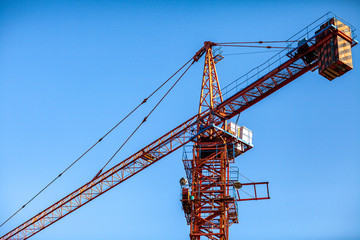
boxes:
[316,17,354,81]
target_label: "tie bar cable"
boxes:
[0,56,194,229]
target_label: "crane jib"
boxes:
[215,33,335,120]
[1,15,357,240]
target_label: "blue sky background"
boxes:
[1,1,359,239]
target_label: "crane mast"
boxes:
[181,42,268,240]
[180,16,356,240]
[190,43,235,239]
[1,13,356,240]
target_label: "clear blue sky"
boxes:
[1,1,359,239]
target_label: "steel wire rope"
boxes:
[237,173,256,199]
[239,188,255,199]
[239,172,254,183]
[217,44,289,49]
[97,61,195,173]
[222,50,282,56]
[216,40,299,44]
[0,57,194,229]
[218,41,294,99]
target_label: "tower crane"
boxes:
[1,13,357,240]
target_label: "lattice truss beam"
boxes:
[198,47,223,115]
[0,56,310,240]
[2,115,201,240]
[217,59,317,120]
[215,32,336,121]
[189,143,235,240]
[1,27,347,240]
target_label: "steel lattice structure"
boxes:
[1,13,357,240]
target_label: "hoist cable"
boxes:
[0,57,194,229]
[96,61,195,174]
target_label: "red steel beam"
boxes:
[1,115,200,240]
[2,28,352,240]
[215,33,336,121]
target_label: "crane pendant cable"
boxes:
[1,39,295,229]
[0,57,194,229]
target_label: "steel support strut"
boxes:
[189,143,235,240]
[190,43,233,240]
